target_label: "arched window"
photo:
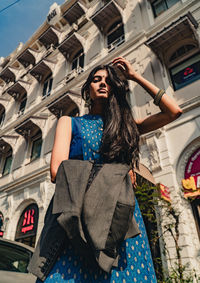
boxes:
[72,49,84,72]
[15,203,39,247]
[0,105,5,128]
[18,94,27,117]
[182,148,200,239]
[107,20,125,52]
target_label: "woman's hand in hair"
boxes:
[112,57,139,81]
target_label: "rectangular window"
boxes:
[151,0,180,17]
[170,53,200,90]
[30,136,42,161]
[18,96,27,117]
[72,53,84,71]
[2,154,12,176]
[42,77,53,99]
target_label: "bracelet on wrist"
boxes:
[153,89,165,106]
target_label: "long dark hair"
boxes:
[81,64,140,167]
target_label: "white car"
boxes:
[0,238,36,283]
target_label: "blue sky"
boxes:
[0,0,64,58]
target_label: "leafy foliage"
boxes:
[135,175,200,282]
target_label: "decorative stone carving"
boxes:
[146,134,161,172]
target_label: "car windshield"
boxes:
[0,241,32,273]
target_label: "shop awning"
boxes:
[15,115,47,138]
[47,91,80,118]
[146,13,199,58]
[30,58,56,81]
[58,33,84,58]
[38,27,61,48]
[6,79,31,100]
[63,1,86,25]
[134,163,156,185]
[17,48,38,68]
[91,1,121,33]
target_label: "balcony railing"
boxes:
[107,35,125,52]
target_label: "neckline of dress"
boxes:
[84,114,103,120]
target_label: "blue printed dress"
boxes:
[37,114,157,283]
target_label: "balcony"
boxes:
[146,13,199,60]
[91,1,121,33]
[15,114,47,138]
[107,34,125,52]
[38,27,61,49]
[63,1,86,25]
[6,79,31,100]
[58,33,84,59]
[47,91,80,118]
[30,58,56,82]
[0,67,17,83]
[17,48,39,68]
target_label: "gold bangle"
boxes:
[153,89,165,106]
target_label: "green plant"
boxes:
[135,176,200,283]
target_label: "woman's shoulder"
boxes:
[57,114,90,126]
[57,115,71,126]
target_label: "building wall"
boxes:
[0,0,200,277]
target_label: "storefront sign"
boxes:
[15,204,38,240]
[182,148,200,199]
[21,209,35,234]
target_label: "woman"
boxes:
[35,57,182,282]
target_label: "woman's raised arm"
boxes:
[112,57,182,135]
[50,116,72,182]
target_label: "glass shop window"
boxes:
[15,203,39,248]
[151,0,180,17]
[107,20,125,52]
[170,52,200,90]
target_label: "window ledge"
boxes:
[180,95,200,113]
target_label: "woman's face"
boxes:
[89,69,111,101]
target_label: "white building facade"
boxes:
[0,0,200,279]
